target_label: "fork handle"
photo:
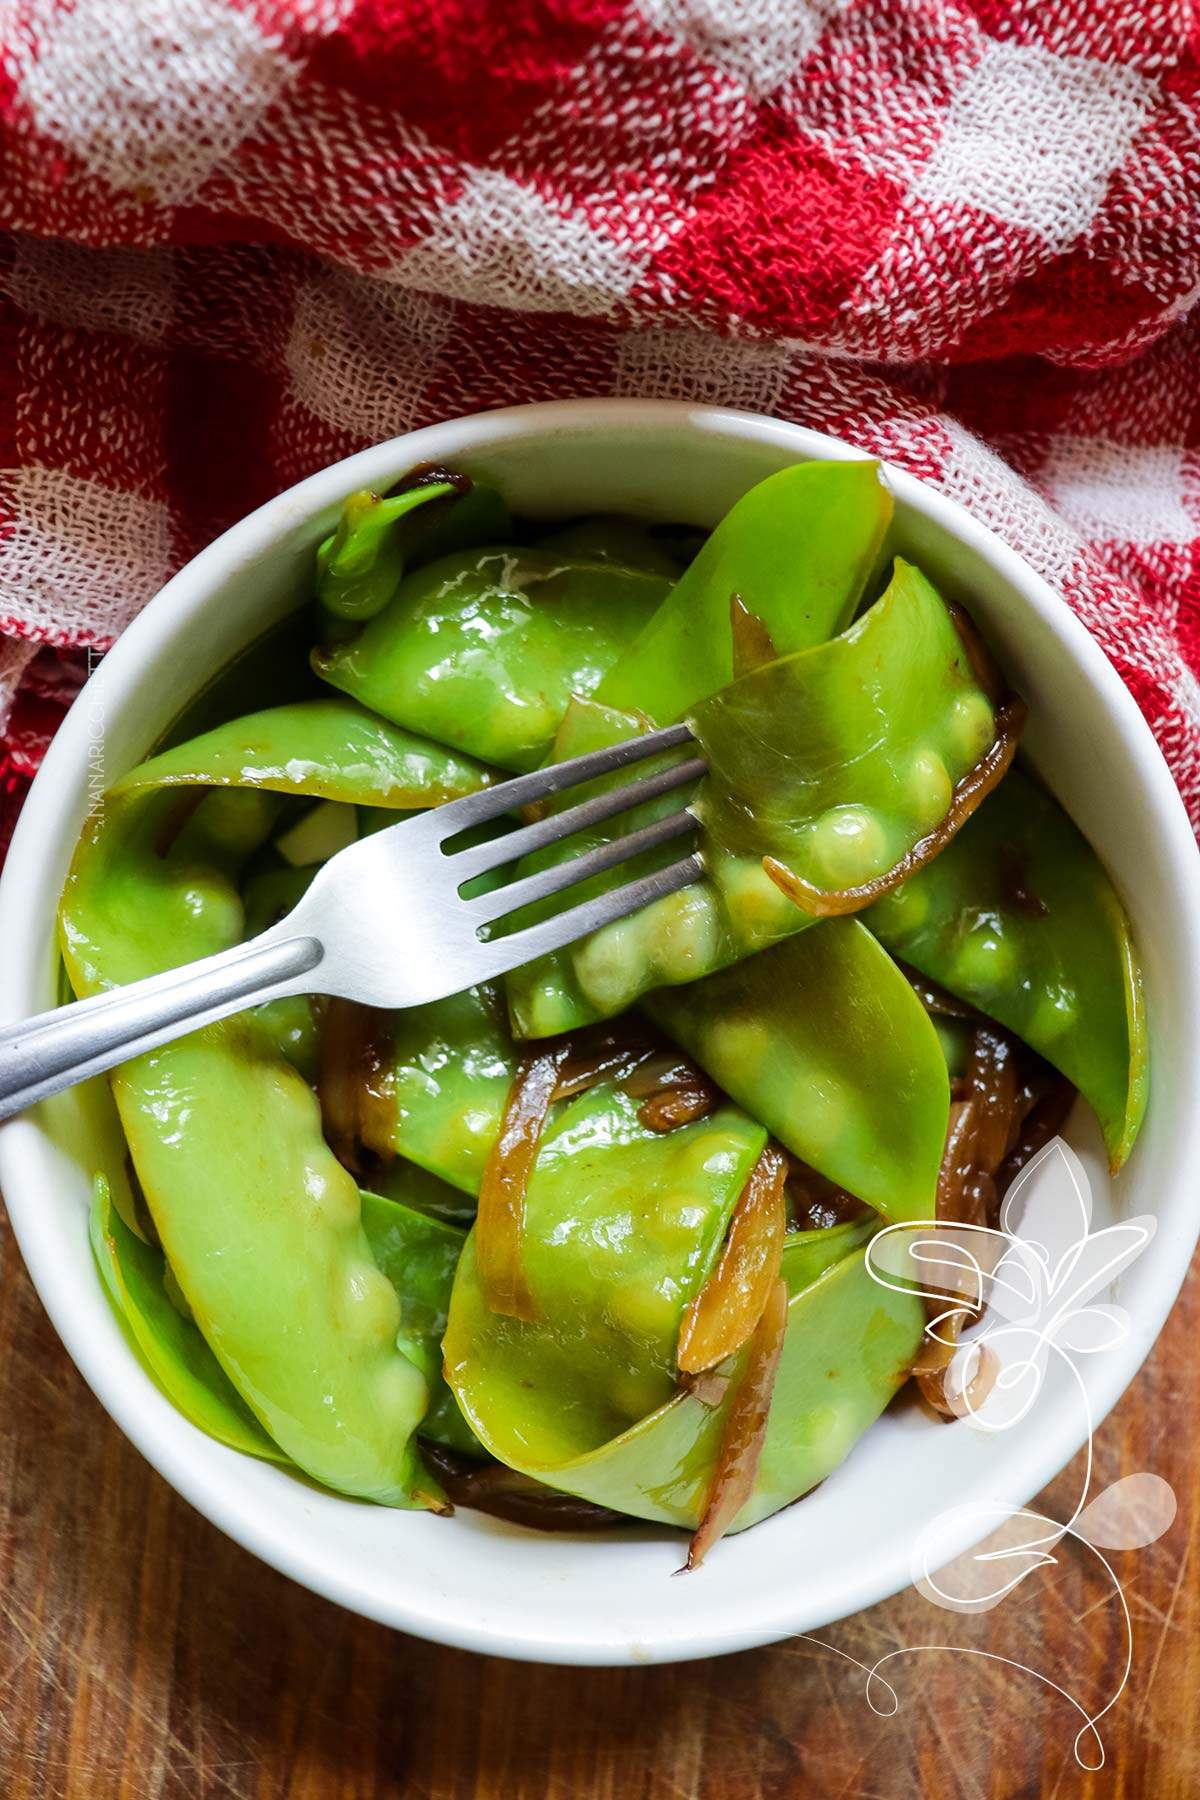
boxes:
[0,932,324,1125]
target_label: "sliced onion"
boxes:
[685,1368,733,1408]
[763,695,1026,918]
[316,998,394,1173]
[965,1024,1019,1174]
[393,459,473,499]
[936,1098,986,1226]
[637,1079,720,1133]
[685,1275,788,1571]
[317,998,366,1171]
[947,602,1007,704]
[419,1443,629,1532]
[476,1043,569,1320]
[916,1335,998,1421]
[785,1159,868,1231]
[996,1073,1076,1191]
[677,1143,788,1375]
[729,591,778,678]
[623,1050,701,1098]
[551,1020,659,1102]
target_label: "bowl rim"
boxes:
[1,396,1198,1665]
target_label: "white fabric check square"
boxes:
[19,0,297,205]
[1042,439,1196,545]
[918,42,1158,248]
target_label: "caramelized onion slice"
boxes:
[729,591,778,678]
[936,1098,985,1226]
[785,1158,868,1231]
[947,602,1007,705]
[685,1275,788,1571]
[677,1143,788,1375]
[965,1024,1019,1174]
[316,998,394,1173]
[916,1333,998,1421]
[476,1043,569,1321]
[637,1079,721,1133]
[996,1073,1077,1192]
[419,1443,630,1532]
[623,1050,703,1097]
[551,1019,661,1102]
[763,696,1026,919]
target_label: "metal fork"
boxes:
[0,724,706,1123]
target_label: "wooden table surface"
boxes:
[0,1200,1193,1800]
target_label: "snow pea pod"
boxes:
[315,477,514,624]
[358,1188,479,1457]
[316,483,457,621]
[90,1176,288,1463]
[867,764,1147,1168]
[113,696,498,808]
[645,924,948,1222]
[445,1230,919,1533]
[507,558,999,1038]
[312,548,670,772]
[506,463,893,1037]
[61,702,497,1506]
[91,1170,479,1464]
[597,459,892,721]
[444,1084,766,1458]
[379,983,515,1196]
[691,559,1004,912]
[370,1154,479,1229]
[536,516,686,578]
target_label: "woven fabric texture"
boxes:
[1,0,1199,850]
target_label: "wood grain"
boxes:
[0,1204,1193,1800]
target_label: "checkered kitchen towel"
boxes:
[1,1,1198,851]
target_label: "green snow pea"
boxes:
[446,1230,920,1533]
[91,1171,478,1466]
[60,701,497,1505]
[444,1083,766,1456]
[242,864,316,938]
[867,764,1147,1168]
[113,696,498,809]
[376,983,515,1196]
[90,1176,289,1463]
[370,1155,478,1229]
[253,994,321,1080]
[596,459,892,721]
[312,547,671,772]
[507,558,999,1038]
[316,483,456,621]
[506,462,893,1036]
[691,558,1001,909]
[358,1188,479,1457]
[405,479,513,568]
[646,924,948,1222]
[536,516,686,578]
[315,477,514,624]
[778,1214,877,1290]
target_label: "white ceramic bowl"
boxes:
[1,401,1197,1665]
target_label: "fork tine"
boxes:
[466,808,697,925]
[429,721,697,839]
[478,852,706,978]
[447,753,707,881]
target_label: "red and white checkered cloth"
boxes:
[1,1,1199,853]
